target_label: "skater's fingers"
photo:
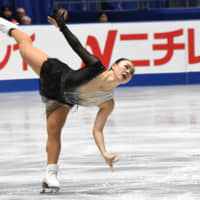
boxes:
[48,18,56,25]
[113,158,120,163]
[111,154,117,160]
[48,16,58,27]
[48,16,54,22]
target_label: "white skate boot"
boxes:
[0,17,17,35]
[41,164,60,193]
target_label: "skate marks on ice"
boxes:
[0,85,200,200]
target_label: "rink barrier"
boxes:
[0,79,39,93]
[0,72,199,92]
[187,72,200,84]
[0,21,200,92]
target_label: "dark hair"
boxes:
[114,58,130,64]
[109,58,131,70]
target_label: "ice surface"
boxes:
[0,85,200,200]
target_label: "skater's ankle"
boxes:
[47,164,58,171]
[47,163,58,167]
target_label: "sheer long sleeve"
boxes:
[60,25,100,66]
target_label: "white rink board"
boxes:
[0,21,200,80]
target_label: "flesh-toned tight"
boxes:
[10,29,69,164]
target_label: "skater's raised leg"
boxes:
[10,29,49,76]
[0,17,49,76]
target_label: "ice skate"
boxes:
[40,164,60,194]
[0,17,17,35]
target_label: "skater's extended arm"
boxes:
[93,99,119,171]
[48,15,99,66]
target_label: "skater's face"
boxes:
[112,59,135,84]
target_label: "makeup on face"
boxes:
[119,61,134,81]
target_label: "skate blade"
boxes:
[40,182,60,194]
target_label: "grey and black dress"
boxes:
[39,16,113,115]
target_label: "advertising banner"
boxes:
[0,20,200,90]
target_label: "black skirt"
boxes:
[39,58,73,106]
[39,57,106,107]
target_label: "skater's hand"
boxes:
[103,153,119,172]
[48,13,65,30]
[48,16,59,28]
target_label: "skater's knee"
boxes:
[47,120,63,138]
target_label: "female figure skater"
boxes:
[0,14,135,192]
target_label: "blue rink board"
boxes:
[0,72,199,92]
